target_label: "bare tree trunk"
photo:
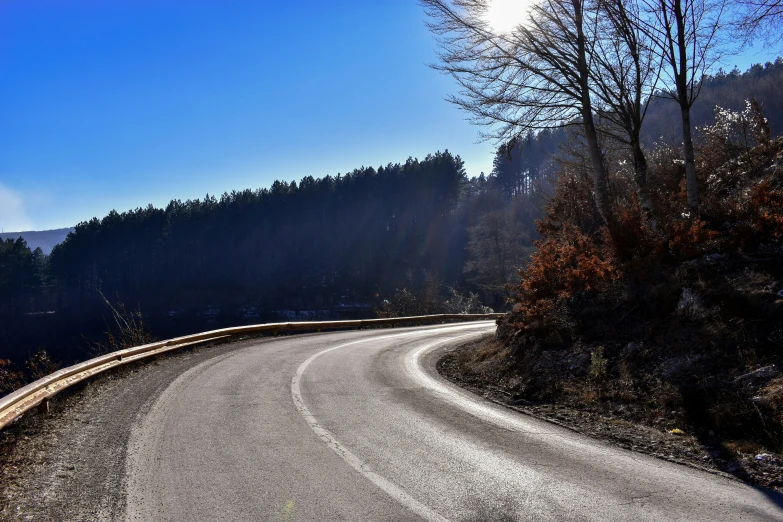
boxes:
[583,111,613,226]
[575,0,613,226]
[631,134,655,213]
[589,0,661,224]
[680,106,699,209]
[673,0,700,210]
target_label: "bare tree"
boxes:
[421,0,615,225]
[639,0,729,210]
[589,0,662,215]
[734,0,783,49]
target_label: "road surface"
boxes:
[10,322,783,520]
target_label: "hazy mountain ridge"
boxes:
[0,228,73,255]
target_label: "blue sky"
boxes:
[0,0,778,231]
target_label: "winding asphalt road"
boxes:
[10,322,781,520]
[105,321,780,521]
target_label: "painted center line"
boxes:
[290,325,490,522]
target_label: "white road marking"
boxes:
[290,324,490,522]
[405,336,537,432]
[404,336,634,450]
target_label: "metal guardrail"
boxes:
[0,313,501,431]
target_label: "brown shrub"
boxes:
[749,180,783,239]
[498,110,783,454]
[666,218,721,259]
[91,294,155,355]
[511,224,619,333]
[24,349,60,381]
[0,360,25,395]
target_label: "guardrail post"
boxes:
[37,398,50,414]
[273,330,278,337]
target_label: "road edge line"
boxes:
[290,324,490,522]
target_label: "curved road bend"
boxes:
[114,321,782,521]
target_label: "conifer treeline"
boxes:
[52,151,472,311]
[0,150,544,363]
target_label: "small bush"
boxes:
[440,287,493,314]
[0,359,25,395]
[24,349,60,381]
[91,293,154,354]
[748,180,783,239]
[510,224,619,333]
[589,346,608,381]
[375,287,439,318]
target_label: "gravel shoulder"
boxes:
[0,337,268,521]
[437,335,783,495]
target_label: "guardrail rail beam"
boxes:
[0,314,502,431]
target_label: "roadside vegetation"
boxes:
[0,294,154,395]
[443,110,783,491]
[423,0,783,490]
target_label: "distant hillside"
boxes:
[0,228,73,254]
[642,58,783,148]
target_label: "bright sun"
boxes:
[482,0,532,33]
